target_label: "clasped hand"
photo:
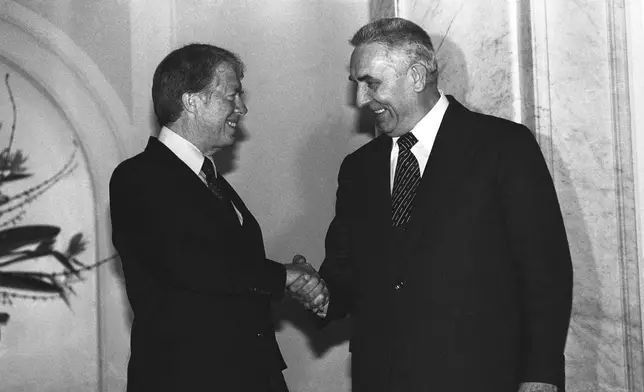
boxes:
[285,254,328,313]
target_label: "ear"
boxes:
[409,63,428,92]
[181,92,199,115]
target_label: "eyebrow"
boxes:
[228,84,243,94]
[348,74,378,83]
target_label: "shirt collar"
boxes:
[158,126,213,176]
[392,91,449,146]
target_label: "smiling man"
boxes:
[307,17,573,392]
[109,44,326,392]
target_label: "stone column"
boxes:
[392,0,642,390]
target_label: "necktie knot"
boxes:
[201,158,217,180]
[200,158,239,223]
[397,132,418,151]
[201,158,224,199]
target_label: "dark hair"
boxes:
[152,43,245,127]
[350,18,438,83]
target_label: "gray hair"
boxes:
[350,18,438,84]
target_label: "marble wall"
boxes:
[394,0,642,391]
[370,0,397,19]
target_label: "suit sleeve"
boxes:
[109,164,286,298]
[498,125,573,388]
[318,155,359,323]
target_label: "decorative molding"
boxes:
[0,0,130,156]
[515,0,534,129]
[0,1,129,391]
[507,0,521,125]
[607,0,643,390]
[527,0,555,175]
[625,0,644,379]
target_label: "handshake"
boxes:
[284,254,329,315]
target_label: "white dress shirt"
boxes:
[390,93,449,191]
[158,127,243,223]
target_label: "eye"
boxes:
[367,81,379,90]
[228,90,244,101]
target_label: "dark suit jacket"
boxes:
[319,97,573,392]
[110,137,287,392]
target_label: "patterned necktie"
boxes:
[391,132,421,227]
[200,159,238,222]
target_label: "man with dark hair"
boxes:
[110,43,326,392]
[295,17,573,392]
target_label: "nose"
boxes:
[235,95,248,115]
[355,83,370,108]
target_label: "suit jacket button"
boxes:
[257,332,264,337]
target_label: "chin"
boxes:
[222,137,236,148]
[377,126,396,136]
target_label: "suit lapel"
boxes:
[360,135,400,281]
[217,175,256,228]
[144,138,242,227]
[395,97,479,272]
[369,135,393,228]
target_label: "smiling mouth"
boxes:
[373,108,385,115]
[226,120,238,128]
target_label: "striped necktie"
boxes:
[391,132,421,227]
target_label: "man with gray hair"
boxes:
[295,17,573,392]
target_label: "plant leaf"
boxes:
[0,172,32,183]
[34,239,55,253]
[0,149,28,174]
[0,225,60,256]
[66,233,86,256]
[0,272,63,294]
